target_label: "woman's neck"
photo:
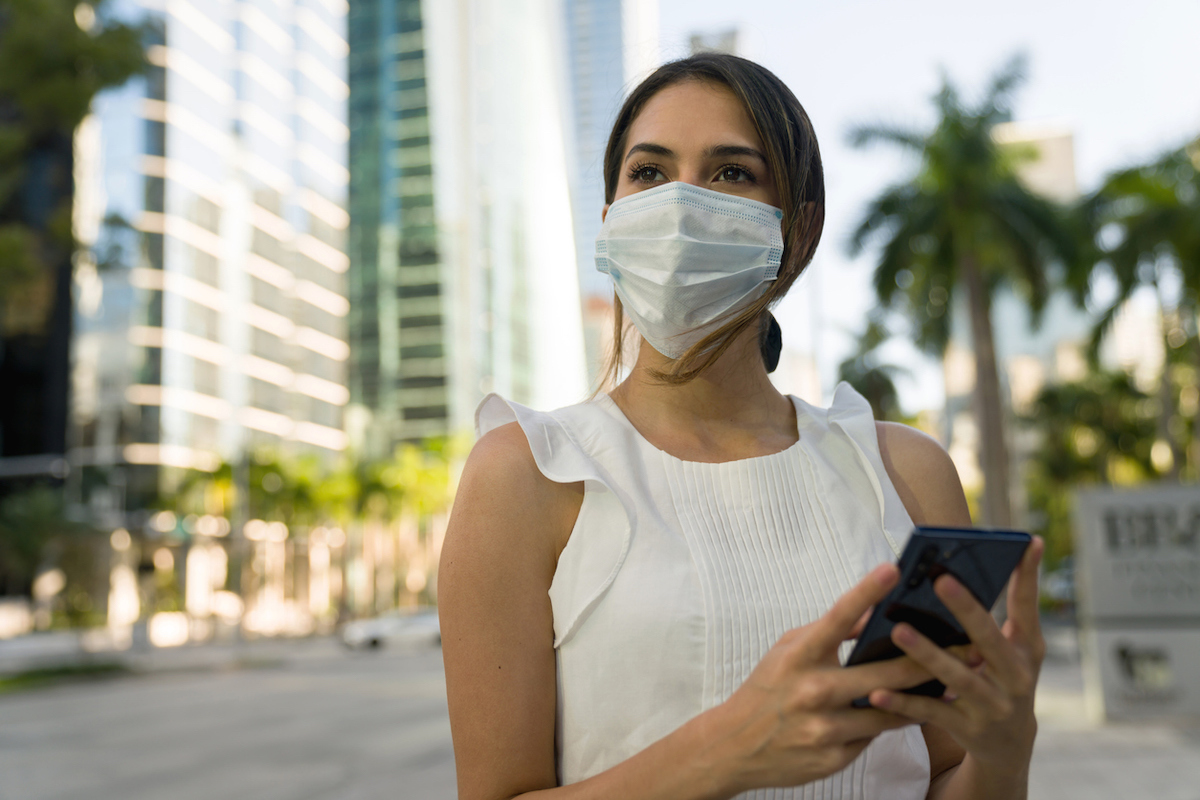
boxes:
[607,330,798,462]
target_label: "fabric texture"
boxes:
[475,383,930,799]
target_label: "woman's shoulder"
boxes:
[463,419,585,521]
[873,420,970,527]
[460,403,586,559]
[808,381,961,499]
[467,420,545,488]
[475,392,610,442]
[474,392,633,485]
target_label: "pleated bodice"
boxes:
[476,384,930,799]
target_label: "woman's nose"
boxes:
[674,169,708,189]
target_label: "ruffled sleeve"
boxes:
[825,382,915,555]
[475,394,636,647]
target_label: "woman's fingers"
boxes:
[888,623,1008,714]
[827,657,933,706]
[844,608,872,642]
[804,563,899,661]
[818,707,916,744]
[865,687,957,730]
[1005,536,1046,652]
[932,575,1026,690]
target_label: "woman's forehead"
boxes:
[625,81,763,159]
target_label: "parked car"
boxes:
[341,606,441,650]
[1041,556,1076,606]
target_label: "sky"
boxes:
[655,0,1200,412]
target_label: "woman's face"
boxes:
[606,79,782,216]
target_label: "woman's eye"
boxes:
[717,166,754,183]
[632,166,664,183]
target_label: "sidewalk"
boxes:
[0,627,341,678]
[1029,620,1200,800]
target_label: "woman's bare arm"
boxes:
[876,421,973,791]
[876,421,1044,800]
[439,422,579,799]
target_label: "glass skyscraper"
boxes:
[347,0,589,453]
[563,0,657,384]
[563,0,657,299]
[72,0,351,511]
[347,0,445,447]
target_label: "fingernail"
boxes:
[893,624,916,646]
[940,576,963,598]
[871,691,892,708]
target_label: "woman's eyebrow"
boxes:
[624,142,674,162]
[623,142,767,163]
[705,144,767,162]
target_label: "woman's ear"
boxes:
[601,204,609,223]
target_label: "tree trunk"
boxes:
[1191,310,1200,478]
[1155,349,1182,482]
[961,255,1013,529]
[1155,299,1183,481]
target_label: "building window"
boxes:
[403,405,447,421]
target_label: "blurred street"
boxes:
[1,626,1198,800]
[0,639,456,800]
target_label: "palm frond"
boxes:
[846,122,925,152]
[870,231,916,306]
[846,182,921,256]
[1085,301,1123,365]
[980,52,1028,121]
[933,69,962,118]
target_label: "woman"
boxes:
[439,53,1045,800]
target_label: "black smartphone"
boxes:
[845,526,1031,708]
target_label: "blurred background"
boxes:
[1,0,1198,798]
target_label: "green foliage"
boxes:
[0,0,147,300]
[1068,137,1200,478]
[163,437,466,529]
[1021,371,1158,567]
[0,484,97,596]
[152,563,180,613]
[1071,139,1200,355]
[0,223,42,286]
[836,316,908,421]
[0,662,127,695]
[0,0,147,135]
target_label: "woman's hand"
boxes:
[867,537,1046,774]
[698,563,936,795]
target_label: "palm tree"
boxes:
[0,485,95,597]
[837,316,908,421]
[1071,138,1200,479]
[847,54,1077,527]
[1020,370,1157,565]
[0,0,146,298]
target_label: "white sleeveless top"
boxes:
[476,383,930,799]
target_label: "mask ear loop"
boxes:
[759,312,782,373]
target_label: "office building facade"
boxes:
[72,0,351,513]
[347,0,590,452]
[562,0,657,386]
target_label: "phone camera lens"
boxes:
[907,545,941,588]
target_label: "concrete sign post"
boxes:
[1073,485,1200,720]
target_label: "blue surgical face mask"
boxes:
[595,182,784,358]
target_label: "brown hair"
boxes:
[597,53,825,389]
